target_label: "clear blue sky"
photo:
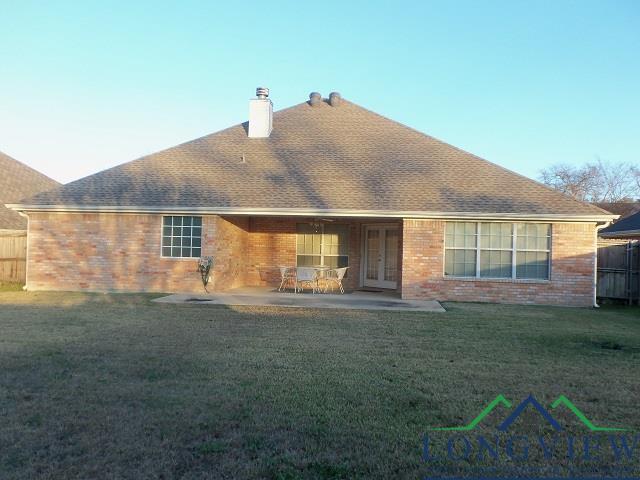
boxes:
[1,0,638,184]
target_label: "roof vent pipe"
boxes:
[329,92,342,106]
[309,92,322,106]
[256,87,269,99]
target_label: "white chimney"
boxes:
[248,87,273,138]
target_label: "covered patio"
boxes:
[211,215,404,295]
[153,286,445,312]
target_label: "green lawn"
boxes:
[0,292,638,479]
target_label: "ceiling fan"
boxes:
[309,217,335,232]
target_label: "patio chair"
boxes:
[323,267,348,294]
[277,266,296,292]
[295,267,318,294]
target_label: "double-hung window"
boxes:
[443,222,477,277]
[479,222,513,278]
[444,222,550,280]
[296,223,349,268]
[161,216,202,258]
[515,223,551,280]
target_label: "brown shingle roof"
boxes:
[0,151,59,229]
[15,98,611,219]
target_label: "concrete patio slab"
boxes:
[153,287,445,312]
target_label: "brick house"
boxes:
[8,90,616,306]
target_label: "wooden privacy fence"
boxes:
[0,231,27,283]
[597,240,640,304]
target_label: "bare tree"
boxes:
[539,159,640,202]
[632,165,640,193]
[594,158,636,202]
[538,163,599,201]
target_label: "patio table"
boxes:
[277,266,339,293]
[287,266,332,293]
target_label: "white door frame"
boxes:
[361,224,399,289]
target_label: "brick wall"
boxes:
[401,219,596,306]
[245,217,297,286]
[25,213,381,293]
[26,212,249,293]
[26,212,594,305]
[211,216,249,290]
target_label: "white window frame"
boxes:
[443,222,478,278]
[479,222,514,279]
[296,223,349,268]
[444,221,551,280]
[160,215,203,259]
[513,223,552,280]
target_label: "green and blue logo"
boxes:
[423,394,637,479]
[429,394,628,432]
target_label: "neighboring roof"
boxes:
[600,210,640,238]
[11,98,613,221]
[594,202,640,219]
[0,151,59,229]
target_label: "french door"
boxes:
[363,225,399,289]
